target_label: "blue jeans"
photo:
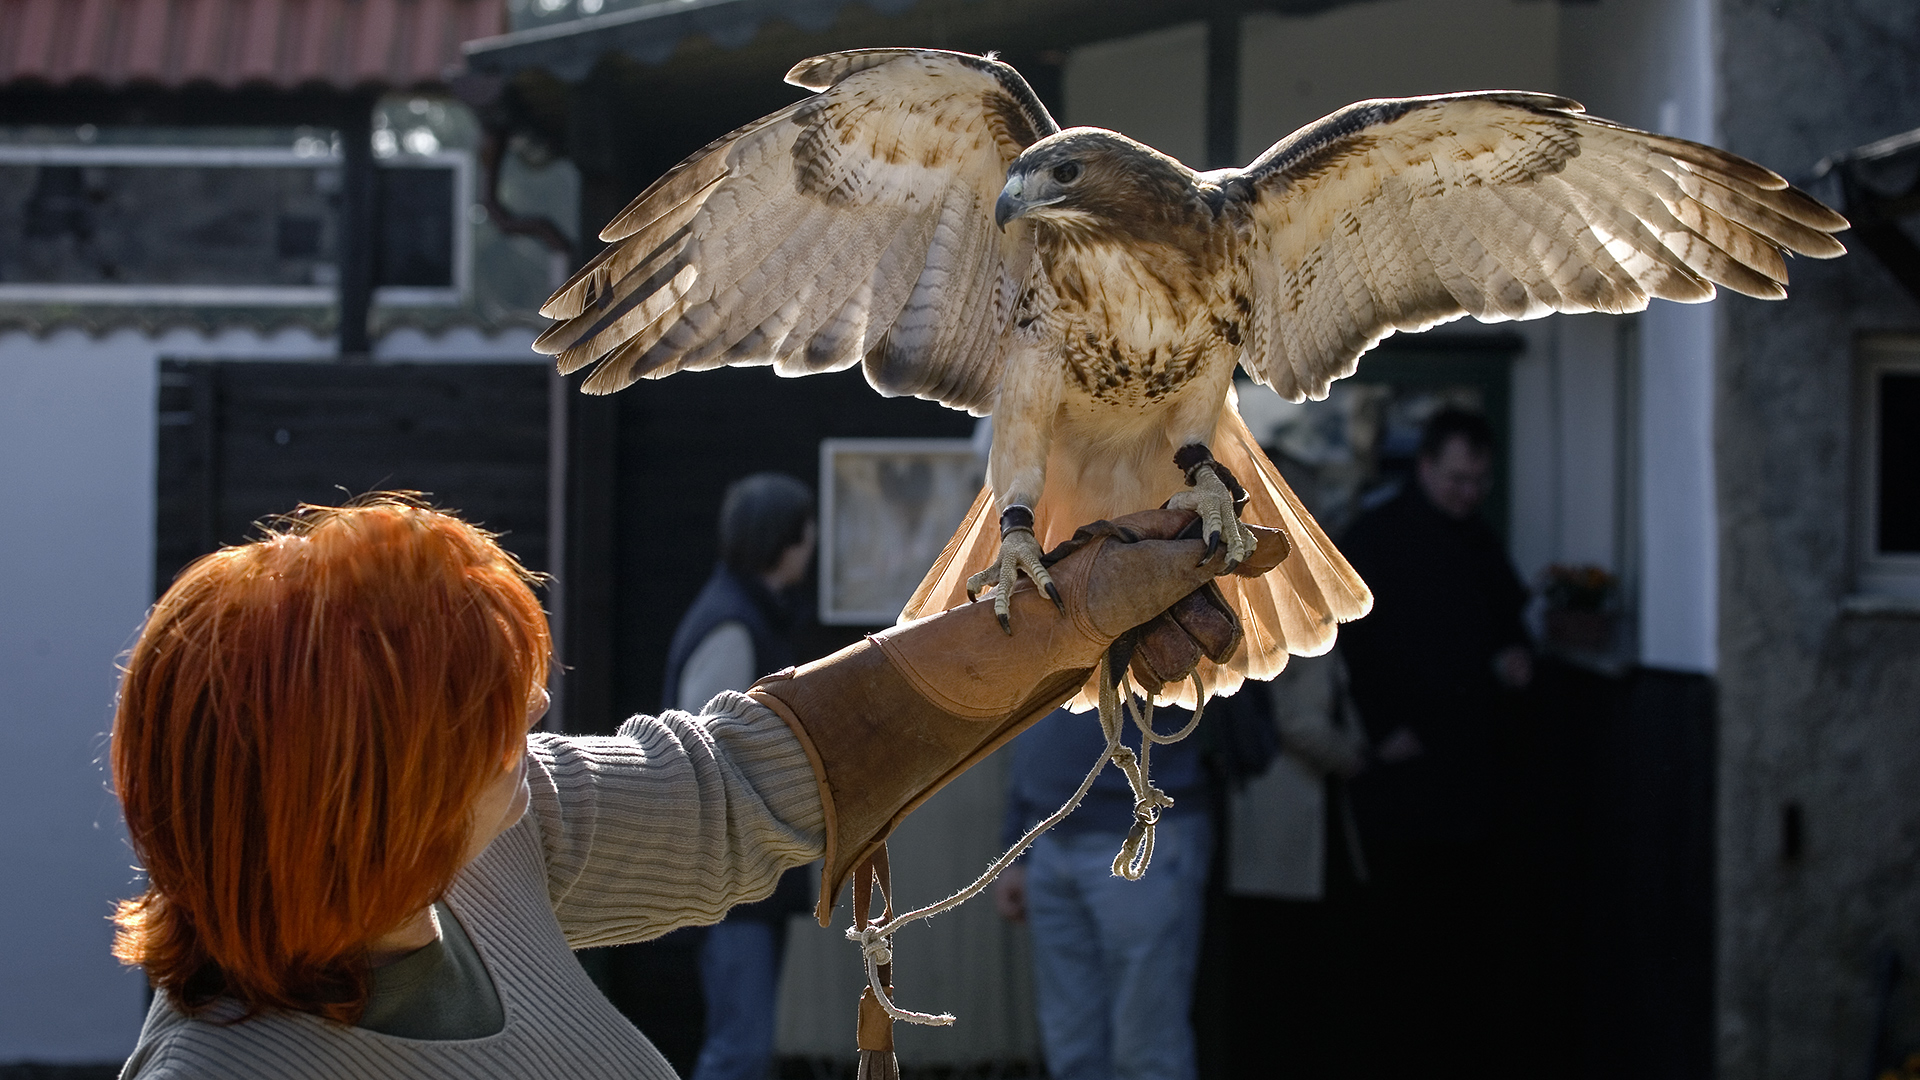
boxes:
[690,919,785,1080]
[1025,813,1213,1080]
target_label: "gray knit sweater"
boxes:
[119,692,827,1079]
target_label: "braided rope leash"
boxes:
[848,650,1208,1027]
[1102,661,1206,880]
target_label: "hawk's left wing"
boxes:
[1225,92,1848,401]
[534,49,1057,415]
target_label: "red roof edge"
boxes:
[0,0,507,93]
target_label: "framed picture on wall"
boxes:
[818,438,986,626]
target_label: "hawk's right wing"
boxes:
[534,49,1057,416]
[1224,92,1849,402]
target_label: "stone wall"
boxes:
[1714,2,1920,1076]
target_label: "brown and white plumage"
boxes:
[536,49,1847,708]
[1227,92,1846,398]
[536,49,1047,408]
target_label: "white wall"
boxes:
[1558,0,1720,672]
[1238,0,1560,160]
[0,331,161,1061]
[1637,302,1717,671]
[0,324,539,1062]
[1508,314,1632,608]
[1062,22,1209,165]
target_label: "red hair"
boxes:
[111,497,551,1021]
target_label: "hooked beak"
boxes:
[994,190,1021,231]
[994,178,1026,232]
[995,173,1061,231]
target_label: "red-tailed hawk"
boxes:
[534,48,1846,708]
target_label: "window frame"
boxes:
[817,437,986,626]
[0,143,471,307]
[1855,334,1920,600]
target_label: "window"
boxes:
[0,144,470,306]
[1856,336,1920,599]
[372,155,471,305]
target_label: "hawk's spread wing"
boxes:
[1229,92,1849,400]
[534,49,1057,414]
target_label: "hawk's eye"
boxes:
[1051,162,1082,184]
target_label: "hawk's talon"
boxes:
[966,524,1055,633]
[1167,461,1256,571]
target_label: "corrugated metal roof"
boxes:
[0,0,506,91]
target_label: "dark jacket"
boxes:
[1000,704,1212,854]
[662,564,797,716]
[663,563,811,923]
[1337,484,1530,846]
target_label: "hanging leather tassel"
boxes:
[852,847,899,1080]
[856,984,899,1080]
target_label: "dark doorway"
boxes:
[153,359,552,596]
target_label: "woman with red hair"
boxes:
[111,495,1242,1078]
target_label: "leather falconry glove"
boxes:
[749,507,1289,925]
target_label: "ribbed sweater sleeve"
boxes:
[118,694,828,1080]
[529,691,826,948]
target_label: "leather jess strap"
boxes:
[853,847,895,1054]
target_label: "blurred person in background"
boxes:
[994,704,1215,1080]
[664,473,819,1080]
[1213,652,1371,1078]
[1336,407,1533,1076]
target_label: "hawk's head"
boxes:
[996,128,1202,240]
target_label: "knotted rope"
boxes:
[849,647,1208,1027]
[1100,660,1205,880]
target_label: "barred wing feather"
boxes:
[1231,92,1849,402]
[533,49,1059,416]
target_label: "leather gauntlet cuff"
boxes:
[749,595,1091,925]
[749,509,1211,924]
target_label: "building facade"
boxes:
[2,0,1913,1075]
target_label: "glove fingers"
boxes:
[1074,536,1221,636]
[1131,611,1204,692]
[1167,582,1242,664]
[1232,524,1291,578]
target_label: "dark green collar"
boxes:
[358,903,505,1041]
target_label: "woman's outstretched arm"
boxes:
[527,692,825,948]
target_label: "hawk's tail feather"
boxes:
[1059,409,1372,711]
[1216,405,1374,630]
[900,484,996,623]
[898,406,1373,712]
